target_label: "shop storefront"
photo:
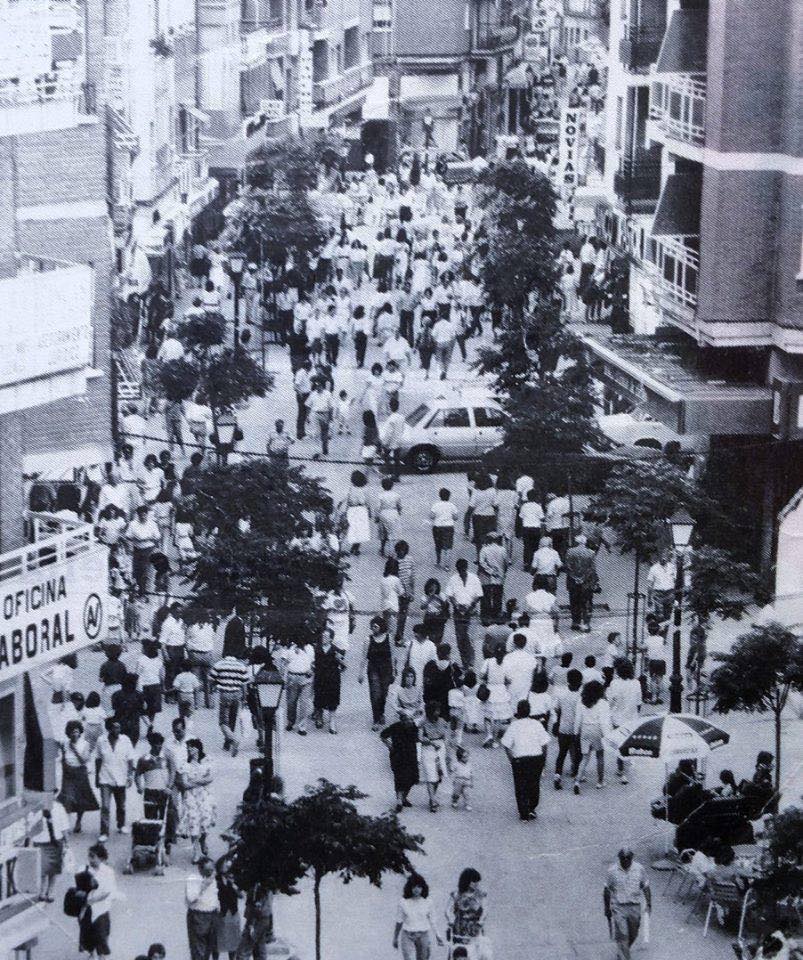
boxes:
[0,519,109,959]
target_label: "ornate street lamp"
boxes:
[668,509,695,713]
[253,664,285,789]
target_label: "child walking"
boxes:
[451,746,473,810]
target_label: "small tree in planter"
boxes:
[156,357,199,403]
[197,348,272,434]
[710,623,803,794]
[177,312,227,357]
[751,806,803,932]
[285,781,424,960]
[685,545,760,626]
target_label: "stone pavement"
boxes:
[50,304,800,959]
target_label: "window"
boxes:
[430,408,470,428]
[406,403,431,427]
[0,694,16,803]
[473,407,504,427]
[344,26,360,69]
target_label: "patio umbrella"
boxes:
[611,713,730,763]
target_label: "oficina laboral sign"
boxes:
[0,534,109,683]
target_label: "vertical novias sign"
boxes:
[558,107,585,195]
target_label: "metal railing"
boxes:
[0,63,79,109]
[619,23,665,71]
[0,515,98,587]
[646,234,700,312]
[312,62,374,108]
[613,154,662,207]
[649,74,706,147]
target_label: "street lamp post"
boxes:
[253,663,284,791]
[213,413,238,466]
[668,509,695,714]
[228,252,246,349]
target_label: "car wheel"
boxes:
[409,446,438,473]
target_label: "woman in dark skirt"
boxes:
[313,628,345,734]
[59,721,99,833]
[380,717,419,812]
[110,673,147,746]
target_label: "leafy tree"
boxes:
[189,459,344,639]
[222,189,327,272]
[685,545,760,625]
[228,793,306,899]
[591,459,696,650]
[247,132,344,192]
[710,623,803,792]
[197,348,272,427]
[177,312,228,355]
[284,781,424,960]
[752,806,803,929]
[156,357,199,403]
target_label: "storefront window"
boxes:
[0,694,15,802]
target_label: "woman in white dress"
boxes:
[341,470,371,555]
[480,646,511,748]
[495,474,519,562]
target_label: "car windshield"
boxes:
[406,404,431,427]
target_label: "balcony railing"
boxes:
[472,21,518,51]
[0,63,79,109]
[312,62,374,108]
[1,515,98,587]
[613,153,662,212]
[649,74,706,147]
[645,234,699,315]
[618,24,665,72]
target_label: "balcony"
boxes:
[644,234,699,332]
[175,150,210,198]
[312,63,374,109]
[618,24,664,73]
[472,22,518,52]
[0,62,96,136]
[612,149,662,213]
[649,74,706,148]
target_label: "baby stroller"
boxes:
[124,789,169,875]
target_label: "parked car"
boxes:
[398,394,505,472]
[596,412,708,455]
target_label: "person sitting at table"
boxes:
[705,845,748,925]
[740,751,775,816]
[651,760,702,821]
[715,769,739,798]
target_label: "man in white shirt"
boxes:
[380,397,406,481]
[157,334,184,363]
[283,641,315,734]
[581,655,604,687]
[545,492,571,560]
[430,487,459,569]
[644,621,667,704]
[406,623,438,682]
[520,490,545,570]
[159,602,187,695]
[646,550,676,624]
[307,379,334,457]
[608,660,643,784]
[444,558,484,668]
[531,535,562,592]
[501,700,550,820]
[185,858,219,960]
[95,719,135,841]
[431,316,457,380]
[85,844,118,953]
[502,634,537,710]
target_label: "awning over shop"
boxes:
[184,105,211,126]
[652,173,702,236]
[207,134,263,176]
[399,73,459,102]
[656,9,707,74]
[23,444,112,480]
[503,63,530,90]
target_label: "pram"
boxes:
[124,789,169,875]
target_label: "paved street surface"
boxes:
[36,331,803,960]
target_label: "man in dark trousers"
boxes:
[564,534,598,633]
[501,700,549,821]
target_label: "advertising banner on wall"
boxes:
[0,532,109,684]
[557,106,586,192]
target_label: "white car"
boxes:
[596,412,708,454]
[398,395,506,472]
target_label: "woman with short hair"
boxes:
[177,739,216,863]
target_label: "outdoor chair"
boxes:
[702,879,753,941]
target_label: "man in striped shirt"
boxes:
[208,654,250,756]
[394,540,416,646]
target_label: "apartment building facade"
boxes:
[372,0,520,154]
[594,0,803,565]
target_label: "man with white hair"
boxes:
[604,848,651,960]
[564,534,598,632]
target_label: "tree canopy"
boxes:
[222,189,327,269]
[711,622,803,790]
[188,458,345,639]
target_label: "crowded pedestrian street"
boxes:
[1,1,802,959]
